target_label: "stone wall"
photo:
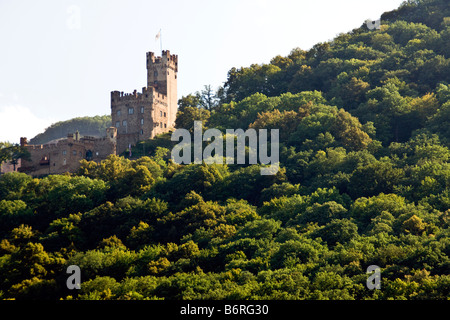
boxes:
[19,128,116,177]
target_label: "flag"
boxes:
[155,29,161,41]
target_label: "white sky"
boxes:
[0,0,404,143]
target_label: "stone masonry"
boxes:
[16,49,178,176]
[111,50,178,154]
[18,128,117,177]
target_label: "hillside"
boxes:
[0,0,449,301]
[29,115,111,145]
[207,0,449,147]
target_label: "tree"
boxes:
[328,75,370,109]
[199,85,219,110]
[270,239,322,268]
[427,101,450,144]
[297,201,348,226]
[236,219,281,240]
[354,82,413,144]
[178,94,201,111]
[0,200,33,234]
[175,106,210,132]
[348,161,404,199]
[0,143,31,171]
[313,219,358,245]
[0,172,32,200]
[402,214,427,235]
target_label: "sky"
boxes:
[0,0,405,144]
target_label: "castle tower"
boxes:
[106,127,117,140]
[147,50,178,128]
[111,50,178,155]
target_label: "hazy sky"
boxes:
[0,0,404,143]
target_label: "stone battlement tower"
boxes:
[111,50,178,154]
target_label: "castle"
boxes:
[15,50,178,177]
[112,50,178,154]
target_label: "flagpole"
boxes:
[160,29,162,54]
[155,29,162,55]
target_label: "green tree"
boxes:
[0,172,32,200]
[313,219,358,245]
[348,161,404,198]
[178,94,201,111]
[175,106,210,132]
[0,143,31,171]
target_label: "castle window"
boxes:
[115,121,120,127]
[140,118,144,125]
[164,112,166,117]
[140,107,144,113]
[140,129,143,135]
[160,122,163,127]
[164,123,167,128]
[122,120,127,126]
[128,107,134,115]
[63,159,66,165]
[62,150,67,155]
[117,110,121,116]
[160,111,162,117]
[73,150,77,156]
[154,70,158,77]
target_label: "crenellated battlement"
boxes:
[25,137,94,151]
[19,127,117,176]
[17,48,177,175]
[112,49,177,154]
[111,86,168,104]
[147,50,178,72]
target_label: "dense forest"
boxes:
[29,115,111,145]
[0,0,449,300]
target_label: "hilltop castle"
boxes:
[112,50,178,154]
[15,50,178,177]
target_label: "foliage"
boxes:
[0,0,449,300]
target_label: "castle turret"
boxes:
[147,50,178,128]
[20,137,28,147]
[106,127,117,140]
[111,50,178,155]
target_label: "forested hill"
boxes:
[0,0,449,301]
[29,115,111,145]
[186,0,449,147]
